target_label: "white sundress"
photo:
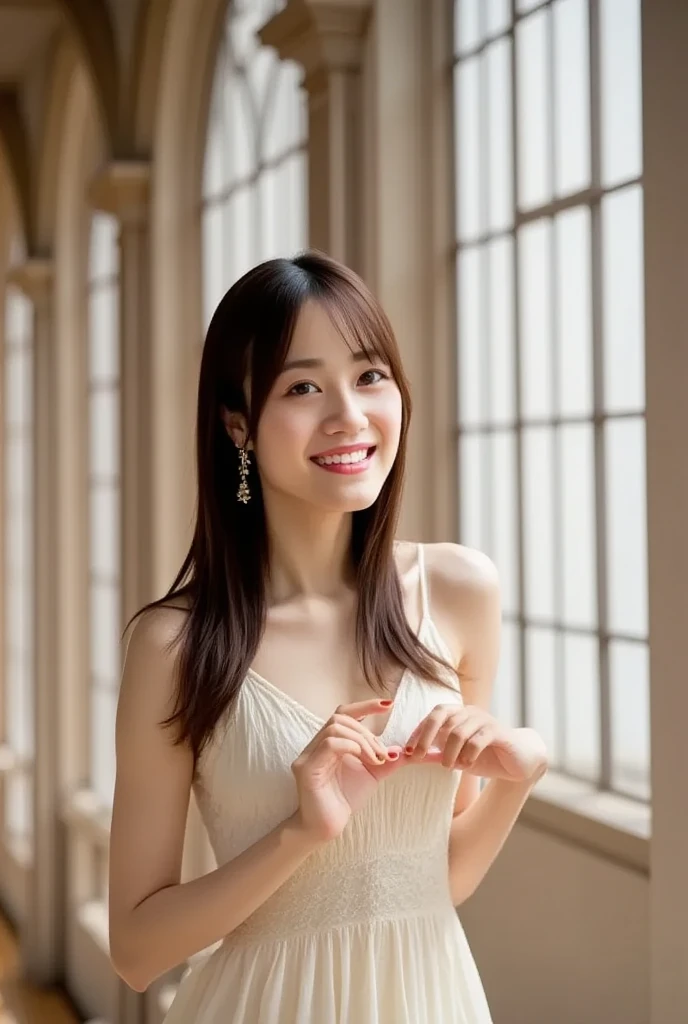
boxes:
[163,544,494,1023]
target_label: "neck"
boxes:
[262,493,356,602]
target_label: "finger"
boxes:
[405,707,453,760]
[298,736,365,772]
[405,705,462,753]
[366,745,403,780]
[337,698,394,720]
[321,721,388,766]
[456,725,494,769]
[444,722,492,769]
[331,714,396,762]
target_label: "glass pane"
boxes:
[89,214,119,282]
[600,0,642,187]
[490,431,519,616]
[488,235,515,425]
[285,149,307,253]
[6,774,32,839]
[90,482,120,581]
[553,0,590,197]
[519,219,553,420]
[90,388,120,481]
[525,626,560,762]
[227,185,255,285]
[560,424,597,629]
[90,580,121,684]
[516,8,551,210]
[258,165,281,262]
[5,435,31,508]
[263,60,302,161]
[486,0,511,37]
[5,286,32,340]
[5,345,32,428]
[492,620,520,727]
[522,426,555,620]
[516,0,543,11]
[454,58,482,242]
[610,639,650,799]
[602,186,645,413]
[202,202,225,329]
[457,247,483,426]
[563,633,599,780]
[605,417,648,637]
[91,685,118,806]
[459,433,486,551]
[224,72,255,186]
[455,0,482,55]
[486,38,513,234]
[89,285,120,384]
[556,206,592,416]
[203,91,226,199]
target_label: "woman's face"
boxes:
[252,300,403,513]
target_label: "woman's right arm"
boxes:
[108,608,399,993]
[108,608,322,992]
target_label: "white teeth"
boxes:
[315,448,370,466]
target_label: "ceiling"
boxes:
[0,1,61,85]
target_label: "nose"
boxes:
[323,388,369,436]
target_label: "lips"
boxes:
[310,445,377,475]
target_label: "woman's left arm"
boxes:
[416,545,548,905]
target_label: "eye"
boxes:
[358,368,389,386]
[286,380,319,397]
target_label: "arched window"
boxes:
[87,212,121,808]
[202,0,308,327]
[2,243,34,857]
[453,0,648,799]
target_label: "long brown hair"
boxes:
[131,251,453,765]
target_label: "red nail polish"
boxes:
[404,746,414,755]
[379,699,393,707]
[387,751,399,760]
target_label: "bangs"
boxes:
[316,284,398,371]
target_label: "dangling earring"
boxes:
[236,445,251,503]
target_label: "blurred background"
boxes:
[0,0,685,1022]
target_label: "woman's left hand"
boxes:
[404,705,548,783]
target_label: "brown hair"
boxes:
[130,251,453,765]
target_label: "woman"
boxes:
[108,251,547,1023]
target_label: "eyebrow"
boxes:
[280,350,374,373]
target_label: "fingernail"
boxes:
[404,746,414,755]
[387,751,399,760]
[379,699,393,707]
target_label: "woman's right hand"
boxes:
[291,700,404,844]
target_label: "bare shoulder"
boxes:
[424,542,500,599]
[422,543,501,664]
[119,602,190,731]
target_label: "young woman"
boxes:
[108,251,548,1023]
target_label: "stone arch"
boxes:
[56,0,119,150]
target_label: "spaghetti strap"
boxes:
[417,542,430,619]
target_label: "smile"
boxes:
[310,446,376,474]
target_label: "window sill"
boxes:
[520,770,650,873]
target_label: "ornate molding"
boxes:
[88,160,150,224]
[7,258,54,301]
[259,0,371,84]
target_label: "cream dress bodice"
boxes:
[163,545,493,1023]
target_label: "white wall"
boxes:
[459,823,649,1024]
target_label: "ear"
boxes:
[220,407,252,450]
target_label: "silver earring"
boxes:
[237,445,251,503]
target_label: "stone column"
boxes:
[642,3,688,1021]
[89,161,151,1024]
[7,257,62,983]
[89,161,154,629]
[260,0,371,274]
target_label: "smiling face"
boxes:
[247,300,403,513]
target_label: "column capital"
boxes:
[7,258,54,302]
[88,161,151,225]
[259,0,371,87]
